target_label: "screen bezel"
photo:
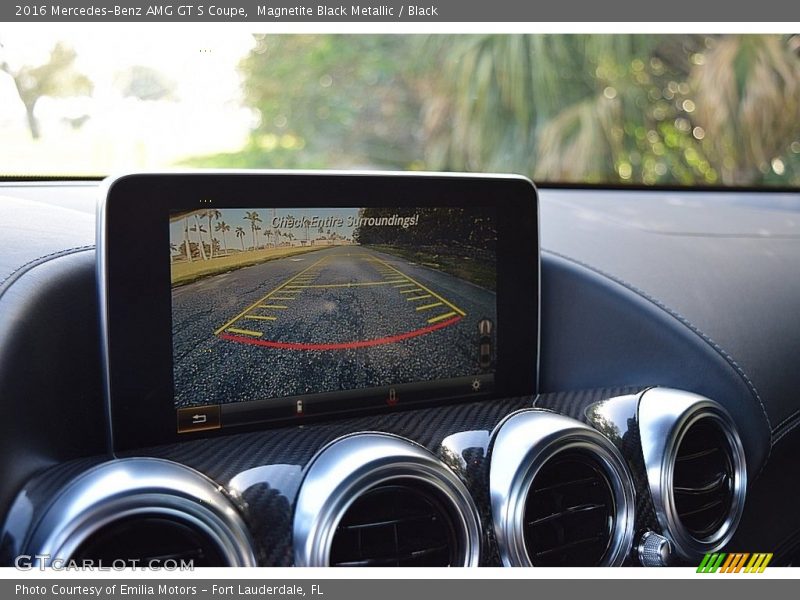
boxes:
[99,171,539,451]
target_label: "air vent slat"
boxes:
[674,472,728,495]
[329,481,458,567]
[532,476,599,494]
[332,544,449,567]
[675,447,720,462]
[673,419,735,540]
[72,516,226,567]
[528,502,607,527]
[523,450,615,566]
[673,499,725,519]
[338,513,439,531]
[532,534,608,559]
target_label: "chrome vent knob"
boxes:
[638,531,673,567]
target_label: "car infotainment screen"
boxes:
[101,172,538,449]
[169,206,498,433]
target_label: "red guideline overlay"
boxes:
[219,316,462,351]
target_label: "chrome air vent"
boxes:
[293,433,481,567]
[24,458,256,568]
[72,515,226,567]
[330,479,459,567]
[490,410,635,567]
[673,418,734,539]
[523,449,616,566]
[638,388,746,560]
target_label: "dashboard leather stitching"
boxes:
[542,248,774,476]
[0,245,95,295]
[773,409,800,432]
[772,411,800,445]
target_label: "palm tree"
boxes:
[183,217,193,263]
[235,226,246,251]
[429,34,800,186]
[244,211,262,251]
[286,232,295,245]
[264,229,273,246]
[254,224,262,249]
[691,35,800,184]
[190,216,208,260]
[204,209,222,259]
[215,220,230,255]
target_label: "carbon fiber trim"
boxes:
[534,386,659,565]
[131,396,533,565]
[0,456,107,565]
[533,386,646,420]
[5,390,668,567]
[131,396,534,483]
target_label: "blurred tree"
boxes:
[115,65,176,101]
[195,34,800,186]
[428,34,800,185]
[692,35,800,185]
[0,42,92,139]
[238,34,423,168]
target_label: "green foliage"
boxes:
[187,34,800,187]
[353,206,496,253]
[239,34,424,168]
[0,42,92,139]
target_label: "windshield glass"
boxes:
[1,32,799,186]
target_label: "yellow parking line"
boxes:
[375,258,466,317]
[395,283,417,288]
[226,327,263,337]
[259,304,288,309]
[416,302,443,311]
[213,255,327,335]
[427,311,457,324]
[400,288,423,294]
[244,315,277,321]
[270,297,296,301]
[289,281,395,289]
[407,294,432,301]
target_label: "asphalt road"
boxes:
[171,246,497,407]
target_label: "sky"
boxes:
[169,207,360,250]
[0,29,256,174]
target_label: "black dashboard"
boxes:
[1,177,798,568]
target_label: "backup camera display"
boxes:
[169,206,497,431]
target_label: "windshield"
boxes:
[1,32,799,187]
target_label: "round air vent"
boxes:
[25,458,256,568]
[673,418,734,539]
[330,479,459,567]
[523,449,617,566]
[638,388,746,560]
[490,410,635,567]
[72,515,227,567]
[293,433,481,567]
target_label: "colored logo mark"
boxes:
[697,552,773,573]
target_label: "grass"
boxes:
[170,246,326,287]
[366,245,496,291]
